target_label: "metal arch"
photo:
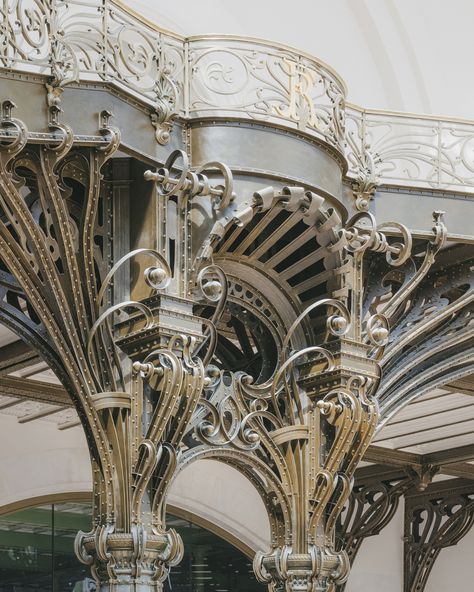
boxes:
[162,443,294,547]
[0,11,473,591]
[376,250,474,422]
[1,122,472,591]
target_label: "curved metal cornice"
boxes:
[2,0,474,195]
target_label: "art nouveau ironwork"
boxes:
[337,473,413,589]
[1,1,474,591]
[2,1,474,192]
[404,480,474,592]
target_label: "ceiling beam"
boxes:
[0,340,40,375]
[18,405,69,424]
[0,375,70,407]
[364,445,474,480]
[354,463,408,483]
[444,375,474,396]
[364,445,422,468]
[424,444,474,465]
[406,477,474,501]
[365,444,474,468]
[441,462,474,480]
[0,398,23,411]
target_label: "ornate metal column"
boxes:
[1,86,471,592]
[159,186,449,592]
[71,150,238,590]
[0,104,232,590]
[1,3,474,592]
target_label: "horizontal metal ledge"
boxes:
[0,130,109,147]
[0,375,70,407]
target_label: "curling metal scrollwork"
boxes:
[336,474,413,591]
[142,166,465,592]
[166,187,455,592]
[150,59,181,145]
[404,483,474,592]
[189,40,346,150]
[0,98,468,591]
[345,107,474,193]
[1,13,473,589]
[0,103,209,590]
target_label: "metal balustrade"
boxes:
[1,0,473,193]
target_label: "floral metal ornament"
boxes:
[0,87,469,591]
[0,105,230,589]
[140,182,449,592]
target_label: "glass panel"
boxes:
[52,503,93,592]
[0,502,260,592]
[165,515,260,592]
[0,506,53,591]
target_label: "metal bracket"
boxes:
[404,480,474,592]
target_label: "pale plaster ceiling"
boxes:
[124,0,474,120]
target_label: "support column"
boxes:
[180,199,449,592]
[0,104,235,591]
[1,95,470,592]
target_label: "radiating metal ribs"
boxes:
[0,82,473,592]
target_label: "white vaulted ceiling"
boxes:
[124,0,474,120]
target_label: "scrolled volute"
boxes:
[144,149,235,207]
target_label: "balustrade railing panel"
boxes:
[1,0,474,194]
[346,107,474,194]
[187,36,346,150]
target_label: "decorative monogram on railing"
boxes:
[2,0,474,191]
[189,40,345,150]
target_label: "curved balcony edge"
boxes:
[0,0,473,197]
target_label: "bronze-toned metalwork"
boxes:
[404,480,474,592]
[0,96,472,589]
[1,2,474,591]
[336,473,413,592]
[0,102,187,589]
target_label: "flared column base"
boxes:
[75,526,183,592]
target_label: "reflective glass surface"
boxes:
[0,502,260,592]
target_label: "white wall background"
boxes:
[1,415,474,590]
[425,522,474,592]
[125,0,474,120]
[0,413,91,506]
[168,459,271,552]
[346,505,404,592]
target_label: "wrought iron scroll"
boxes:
[404,483,474,592]
[1,6,474,589]
[146,190,458,592]
[373,227,474,422]
[0,102,198,587]
[336,474,413,591]
[0,94,470,590]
